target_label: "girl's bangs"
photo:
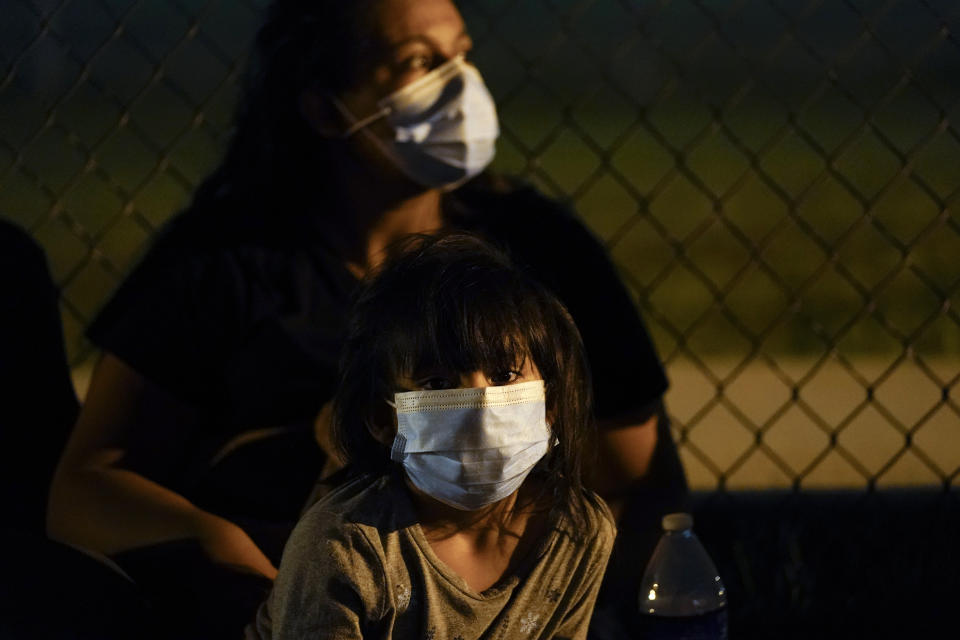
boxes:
[385,275,543,381]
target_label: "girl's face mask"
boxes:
[335,54,499,190]
[389,380,551,511]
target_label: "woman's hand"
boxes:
[195,513,278,580]
[49,353,277,583]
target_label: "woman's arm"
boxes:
[47,352,277,579]
[590,413,659,521]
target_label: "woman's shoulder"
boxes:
[449,173,583,231]
[97,197,340,323]
[138,204,287,266]
[139,185,334,263]
[449,174,606,268]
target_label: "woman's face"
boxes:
[301,0,476,186]
[338,0,474,127]
[368,0,474,91]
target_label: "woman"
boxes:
[48,0,686,636]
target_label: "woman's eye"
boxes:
[398,53,434,73]
[489,370,520,385]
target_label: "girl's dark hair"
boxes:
[188,0,380,214]
[333,233,598,526]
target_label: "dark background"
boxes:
[2,0,958,490]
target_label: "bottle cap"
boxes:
[662,512,693,531]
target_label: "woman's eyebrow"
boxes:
[384,29,472,53]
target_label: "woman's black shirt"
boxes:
[87,178,686,531]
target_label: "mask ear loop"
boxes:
[387,395,406,461]
[332,96,433,188]
[330,95,390,138]
[333,53,467,137]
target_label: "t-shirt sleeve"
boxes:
[549,213,668,420]
[86,245,248,404]
[480,187,669,421]
[246,512,385,639]
[552,501,617,640]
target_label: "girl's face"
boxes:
[369,358,543,447]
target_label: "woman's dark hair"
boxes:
[333,232,598,526]
[188,0,380,213]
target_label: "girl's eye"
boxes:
[489,370,520,386]
[420,376,455,391]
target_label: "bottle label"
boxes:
[635,607,728,640]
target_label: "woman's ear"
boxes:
[299,89,345,137]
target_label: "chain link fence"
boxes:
[2,0,958,491]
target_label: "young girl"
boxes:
[247,234,616,640]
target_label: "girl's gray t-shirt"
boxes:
[247,472,616,640]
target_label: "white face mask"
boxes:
[390,380,550,511]
[336,54,499,190]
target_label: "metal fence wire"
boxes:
[2,0,959,491]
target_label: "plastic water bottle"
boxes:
[636,512,728,639]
